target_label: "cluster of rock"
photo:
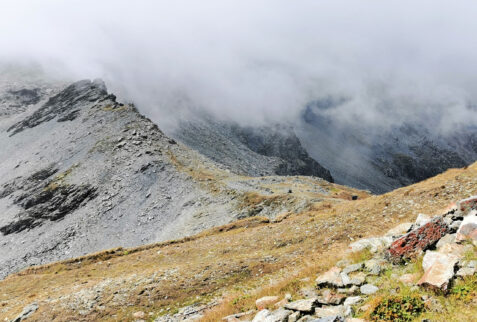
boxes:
[387,196,477,291]
[230,196,477,322]
[236,259,382,322]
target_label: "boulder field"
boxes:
[228,196,477,322]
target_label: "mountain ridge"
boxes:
[0,77,347,279]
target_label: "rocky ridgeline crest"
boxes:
[7,79,113,136]
[226,196,477,322]
[1,77,351,280]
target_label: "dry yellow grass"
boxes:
[1,162,476,321]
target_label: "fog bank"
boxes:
[1,0,477,133]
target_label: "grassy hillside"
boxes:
[1,162,477,321]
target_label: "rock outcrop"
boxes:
[388,217,450,262]
[245,196,477,321]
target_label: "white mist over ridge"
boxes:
[1,0,477,133]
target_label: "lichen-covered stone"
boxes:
[388,217,449,261]
[457,196,477,213]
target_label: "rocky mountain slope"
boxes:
[169,100,477,195]
[172,118,333,182]
[1,160,476,321]
[0,74,355,279]
[296,101,477,193]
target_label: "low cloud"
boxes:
[1,0,477,133]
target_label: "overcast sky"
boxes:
[1,0,477,132]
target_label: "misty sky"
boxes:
[1,0,477,132]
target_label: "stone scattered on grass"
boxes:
[294,316,317,321]
[385,222,413,237]
[449,220,462,232]
[256,296,280,310]
[436,233,456,250]
[363,259,382,275]
[343,296,362,306]
[12,303,38,322]
[315,317,345,322]
[266,308,292,321]
[457,196,477,213]
[415,213,431,227]
[228,196,477,322]
[399,273,419,285]
[284,298,317,313]
[349,236,393,253]
[252,308,293,322]
[287,311,301,322]
[273,294,291,308]
[456,260,477,277]
[418,251,459,291]
[252,309,270,322]
[316,267,344,288]
[337,285,358,295]
[342,263,363,274]
[347,272,367,286]
[133,311,145,319]
[455,211,477,245]
[314,305,346,318]
[317,289,346,305]
[222,310,255,321]
[360,284,379,295]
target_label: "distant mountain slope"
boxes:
[172,118,333,182]
[295,101,477,193]
[171,102,477,194]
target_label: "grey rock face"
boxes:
[11,303,38,322]
[0,77,272,278]
[0,179,96,235]
[8,79,109,135]
[0,73,333,279]
[0,79,187,277]
[172,118,333,182]
[297,101,477,193]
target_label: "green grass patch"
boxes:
[370,295,426,321]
